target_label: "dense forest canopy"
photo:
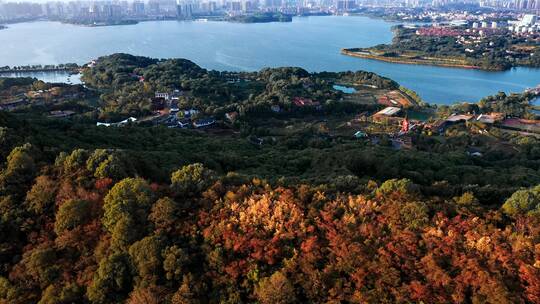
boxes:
[0,139,538,303]
[80,54,398,121]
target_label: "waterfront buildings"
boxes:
[1,0,539,24]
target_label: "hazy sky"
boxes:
[1,0,139,3]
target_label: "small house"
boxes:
[372,106,401,123]
[155,92,170,100]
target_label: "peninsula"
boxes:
[342,22,540,71]
[341,47,481,69]
[225,12,292,23]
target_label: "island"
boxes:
[225,12,292,23]
[0,54,539,304]
[343,24,540,71]
[61,19,139,27]
[0,25,6,30]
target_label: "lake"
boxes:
[0,16,538,104]
[333,84,357,94]
[533,97,540,115]
[0,71,81,84]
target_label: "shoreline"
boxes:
[62,20,139,27]
[340,48,493,71]
[0,68,79,74]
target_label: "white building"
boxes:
[520,14,537,27]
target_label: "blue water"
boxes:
[0,71,81,84]
[333,84,357,94]
[0,16,538,104]
[533,97,540,115]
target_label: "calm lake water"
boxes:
[533,97,540,115]
[0,71,82,84]
[0,16,538,104]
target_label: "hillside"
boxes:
[0,54,539,303]
[0,141,538,303]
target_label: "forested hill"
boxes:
[0,109,539,303]
[0,142,539,303]
[80,53,399,121]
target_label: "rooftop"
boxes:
[374,106,401,117]
[446,114,474,122]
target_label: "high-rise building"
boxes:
[131,1,145,15]
[177,3,193,18]
[147,0,160,15]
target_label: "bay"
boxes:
[0,16,538,104]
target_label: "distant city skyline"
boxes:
[0,0,537,24]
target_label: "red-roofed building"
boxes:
[416,27,463,37]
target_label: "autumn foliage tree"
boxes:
[0,147,538,304]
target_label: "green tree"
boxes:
[0,144,36,197]
[62,149,88,174]
[376,178,418,198]
[0,127,17,161]
[163,245,189,282]
[22,247,59,288]
[86,149,110,173]
[54,199,91,235]
[0,276,19,303]
[38,284,83,304]
[501,185,540,217]
[128,236,163,286]
[94,154,131,181]
[87,253,134,304]
[111,216,141,249]
[170,163,215,196]
[102,178,154,233]
[149,197,179,232]
[399,201,429,230]
[25,176,57,215]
